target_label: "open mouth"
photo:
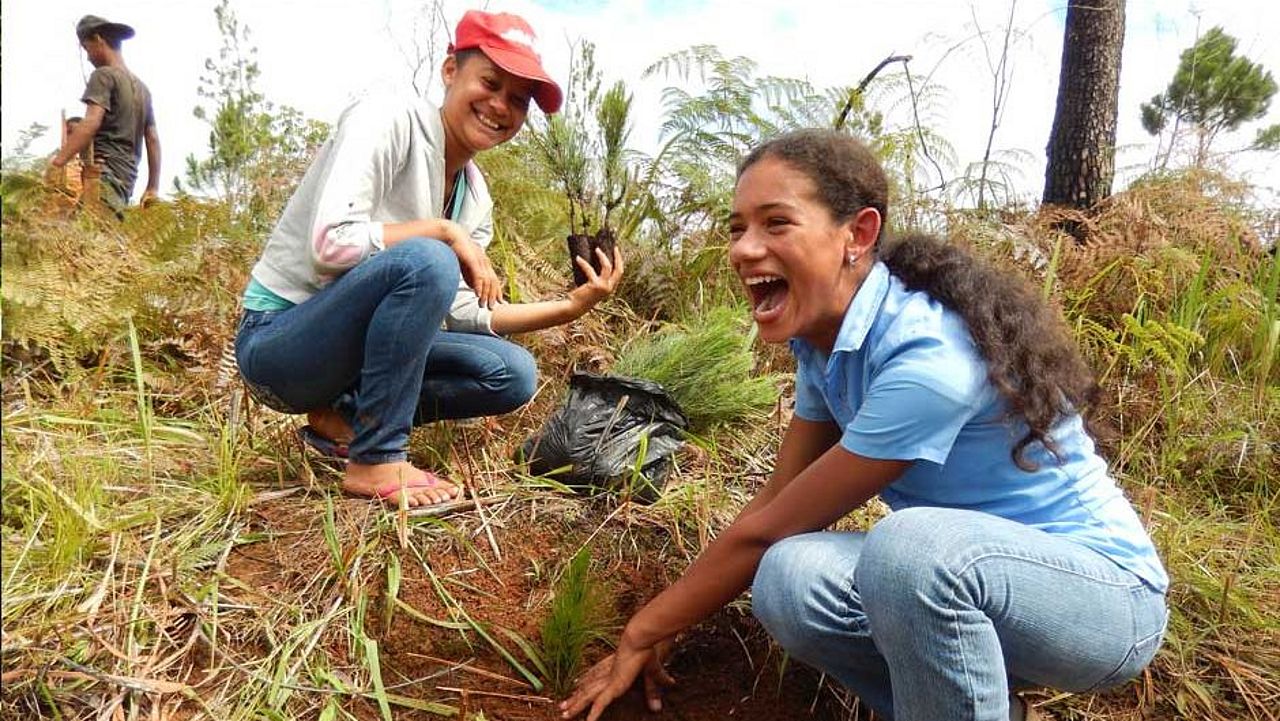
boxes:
[744,274,789,319]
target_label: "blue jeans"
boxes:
[751,507,1167,721]
[235,238,537,464]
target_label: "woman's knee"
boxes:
[752,533,860,651]
[383,238,461,302]
[856,507,986,609]
[475,342,537,414]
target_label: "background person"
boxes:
[234,10,624,508]
[49,14,161,214]
[562,129,1167,721]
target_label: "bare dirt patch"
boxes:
[225,489,857,721]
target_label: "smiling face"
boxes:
[439,52,535,161]
[729,155,879,350]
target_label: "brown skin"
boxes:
[315,52,624,508]
[49,104,105,183]
[729,157,880,351]
[560,160,908,721]
[50,33,161,202]
[439,53,531,178]
[141,124,161,205]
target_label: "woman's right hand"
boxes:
[560,636,675,720]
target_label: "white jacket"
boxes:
[249,94,496,334]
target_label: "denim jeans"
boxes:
[752,507,1167,721]
[235,238,537,464]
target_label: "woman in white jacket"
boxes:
[235,10,623,506]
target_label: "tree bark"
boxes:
[1042,0,1126,214]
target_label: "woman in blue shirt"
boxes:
[562,129,1167,721]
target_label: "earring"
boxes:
[847,252,859,266]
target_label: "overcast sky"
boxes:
[3,0,1277,205]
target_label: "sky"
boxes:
[3,0,1278,206]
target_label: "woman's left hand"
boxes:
[451,236,503,309]
[560,636,675,721]
[568,245,625,315]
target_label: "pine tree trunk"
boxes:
[1042,0,1126,213]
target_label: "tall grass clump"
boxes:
[539,548,608,696]
[967,168,1280,720]
[614,306,780,430]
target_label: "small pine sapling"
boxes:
[539,547,608,696]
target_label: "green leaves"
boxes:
[183,0,330,232]
[1251,123,1280,151]
[1140,26,1277,163]
[539,548,606,696]
[526,41,643,239]
[614,307,780,431]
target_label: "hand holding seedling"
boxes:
[567,245,625,314]
[487,244,624,334]
[560,636,674,721]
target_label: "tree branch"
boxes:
[903,63,948,194]
[834,54,913,130]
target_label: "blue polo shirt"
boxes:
[792,261,1167,592]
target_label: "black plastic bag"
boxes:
[521,371,688,502]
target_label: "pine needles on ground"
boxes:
[614,306,780,430]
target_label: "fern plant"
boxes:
[1,195,245,379]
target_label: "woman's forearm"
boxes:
[620,439,907,652]
[621,521,769,649]
[382,219,460,248]
[489,298,583,335]
[618,421,838,649]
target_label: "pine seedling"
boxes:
[614,306,781,430]
[540,547,606,696]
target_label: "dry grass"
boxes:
[3,168,1277,720]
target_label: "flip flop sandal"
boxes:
[297,425,350,460]
[370,471,456,501]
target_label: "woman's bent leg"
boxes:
[855,507,1167,721]
[751,532,895,717]
[235,238,460,463]
[414,332,538,423]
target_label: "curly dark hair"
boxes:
[740,129,890,246]
[739,129,1099,470]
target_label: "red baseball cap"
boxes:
[450,10,563,114]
